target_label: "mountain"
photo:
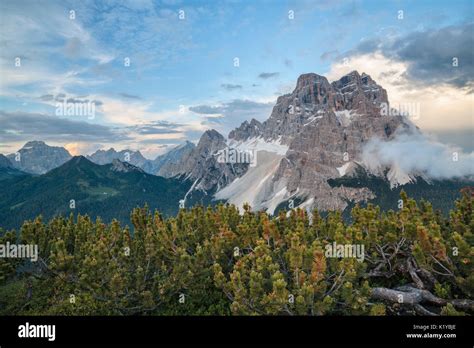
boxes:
[327,166,474,219]
[0,156,211,230]
[0,154,12,168]
[152,141,195,175]
[164,71,471,214]
[223,71,418,213]
[158,130,248,192]
[4,141,194,177]
[87,148,149,168]
[3,72,471,221]
[0,154,30,181]
[86,142,196,175]
[6,140,72,174]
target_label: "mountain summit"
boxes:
[164,71,425,213]
[6,140,72,174]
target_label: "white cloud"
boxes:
[362,132,474,179]
[325,52,473,132]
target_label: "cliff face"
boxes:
[158,129,248,192]
[164,71,417,213]
[224,71,414,212]
[7,140,72,174]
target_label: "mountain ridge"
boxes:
[2,71,472,218]
[158,70,470,214]
[0,156,211,229]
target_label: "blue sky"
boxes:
[0,0,473,158]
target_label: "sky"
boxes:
[0,0,473,159]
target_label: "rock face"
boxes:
[228,119,263,142]
[229,71,415,212]
[87,142,195,176]
[7,141,72,174]
[111,159,145,173]
[152,141,195,176]
[175,71,417,213]
[87,148,149,169]
[159,129,248,192]
[231,71,396,144]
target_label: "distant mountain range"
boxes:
[4,140,196,176]
[84,141,196,175]
[1,70,473,230]
[0,155,210,230]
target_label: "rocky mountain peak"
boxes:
[23,140,47,148]
[152,71,414,215]
[7,141,72,174]
[210,71,414,214]
[175,140,195,150]
[110,159,144,173]
[157,128,247,192]
[295,72,330,90]
[67,155,91,166]
[87,148,148,168]
[200,129,225,142]
[228,118,263,141]
[196,129,227,156]
[227,70,392,144]
[150,141,196,176]
[331,70,388,114]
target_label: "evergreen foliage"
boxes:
[0,192,472,316]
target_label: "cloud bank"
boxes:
[361,133,474,180]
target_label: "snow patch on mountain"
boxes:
[334,110,358,127]
[228,136,289,156]
[297,197,315,212]
[263,185,289,214]
[214,151,285,211]
[337,162,352,177]
[303,115,323,127]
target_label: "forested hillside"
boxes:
[0,156,211,230]
[0,192,472,316]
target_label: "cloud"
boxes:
[64,142,103,156]
[63,37,84,60]
[190,100,272,116]
[189,105,222,114]
[0,1,114,95]
[361,132,474,180]
[429,129,474,153]
[258,72,279,79]
[320,50,339,61]
[0,110,128,143]
[64,97,103,106]
[325,52,473,147]
[39,94,54,101]
[350,23,474,91]
[189,99,274,136]
[128,120,184,135]
[119,93,142,100]
[72,0,201,70]
[134,127,181,135]
[221,83,243,91]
